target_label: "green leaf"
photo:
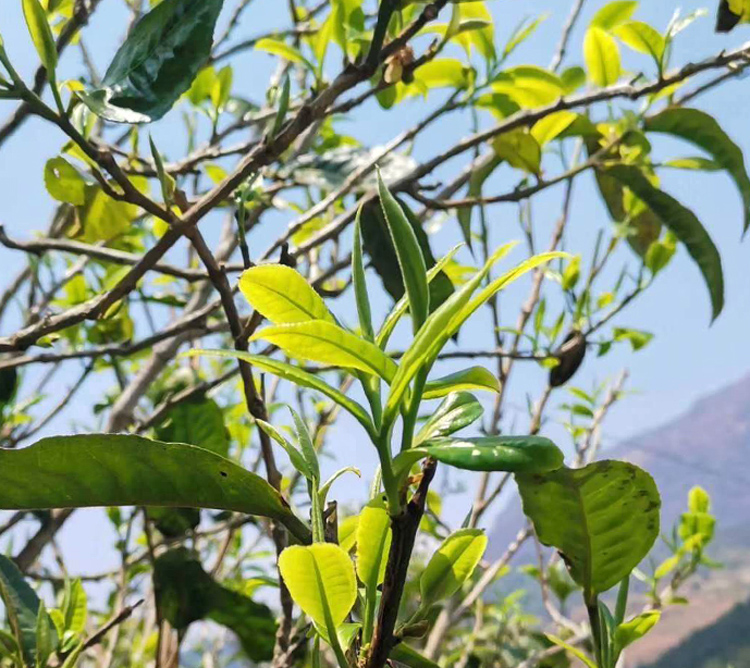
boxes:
[79,0,224,123]
[22,0,57,76]
[256,37,311,68]
[531,111,578,146]
[154,548,276,661]
[352,208,374,340]
[319,467,360,504]
[62,579,87,635]
[382,243,517,425]
[0,435,310,543]
[278,543,357,628]
[662,157,721,171]
[516,460,661,599]
[0,554,42,664]
[645,107,750,233]
[0,367,17,409]
[250,321,398,382]
[240,264,333,325]
[271,74,291,137]
[377,174,429,330]
[186,349,375,438]
[390,644,441,668]
[257,419,314,480]
[395,435,564,478]
[376,243,463,349]
[420,529,487,608]
[492,129,541,174]
[546,634,597,668]
[289,407,320,482]
[148,135,175,204]
[614,611,661,653]
[415,391,483,446]
[491,66,563,108]
[0,628,21,662]
[423,366,499,400]
[604,164,724,320]
[360,196,454,327]
[584,26,621,87]
[44,157,86,206]
[590,1,637,29]
[35,601,56,668]
[457,156,501,249]
[613,21,665,63]
[356,504,391,589]
[155,396,230,457]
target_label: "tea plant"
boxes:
[0,0,742,666]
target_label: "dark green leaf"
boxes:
[377,172,429,330]
[394,435,563,478]
[155,396,230,457]
[0,367,17,407]
[645,107,750,233]
[0,554,42,664]
[154,548,276,662]
[586,136,661,256]
[353,207,374,340]
[516,460,661,599]
[603,164,724,320]
[80,0,224,122]
[359,196,454,316]
[390,644,441,668]
[0,435,310,543]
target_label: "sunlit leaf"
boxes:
[584,27,621,87]
[251,321,398,382]
[517,460,661,599]
[186,350,376,438]
[278,543,357,628]
[420,529,487,608]
[422,367,500,400]
[240,265,333,325]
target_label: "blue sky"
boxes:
[1,0,749,574]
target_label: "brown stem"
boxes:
[365,459,437,668]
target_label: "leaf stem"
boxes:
[586,597,604,668]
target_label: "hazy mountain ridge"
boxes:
[488,372,750,666]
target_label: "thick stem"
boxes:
[364,459,437,668]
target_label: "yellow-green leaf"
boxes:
[584,26,621,87]
[22,0,57,75]
[546,635,597,668]
[239,265,333,324]
[256,37,309,67]
[422,366,500,400]
[185,349,376,438]
[531,111,578,146]
[44,157,86,205]
[493,129,541,174]
[491,66,563,108]
[590,1,637,30]
[250,321,398,382]
[614,611,661,652]
[356,505,391,588]
[420,529,487,608]
[278,544,356,628]
[613,21,665,62]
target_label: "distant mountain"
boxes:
[488,372,750,666]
